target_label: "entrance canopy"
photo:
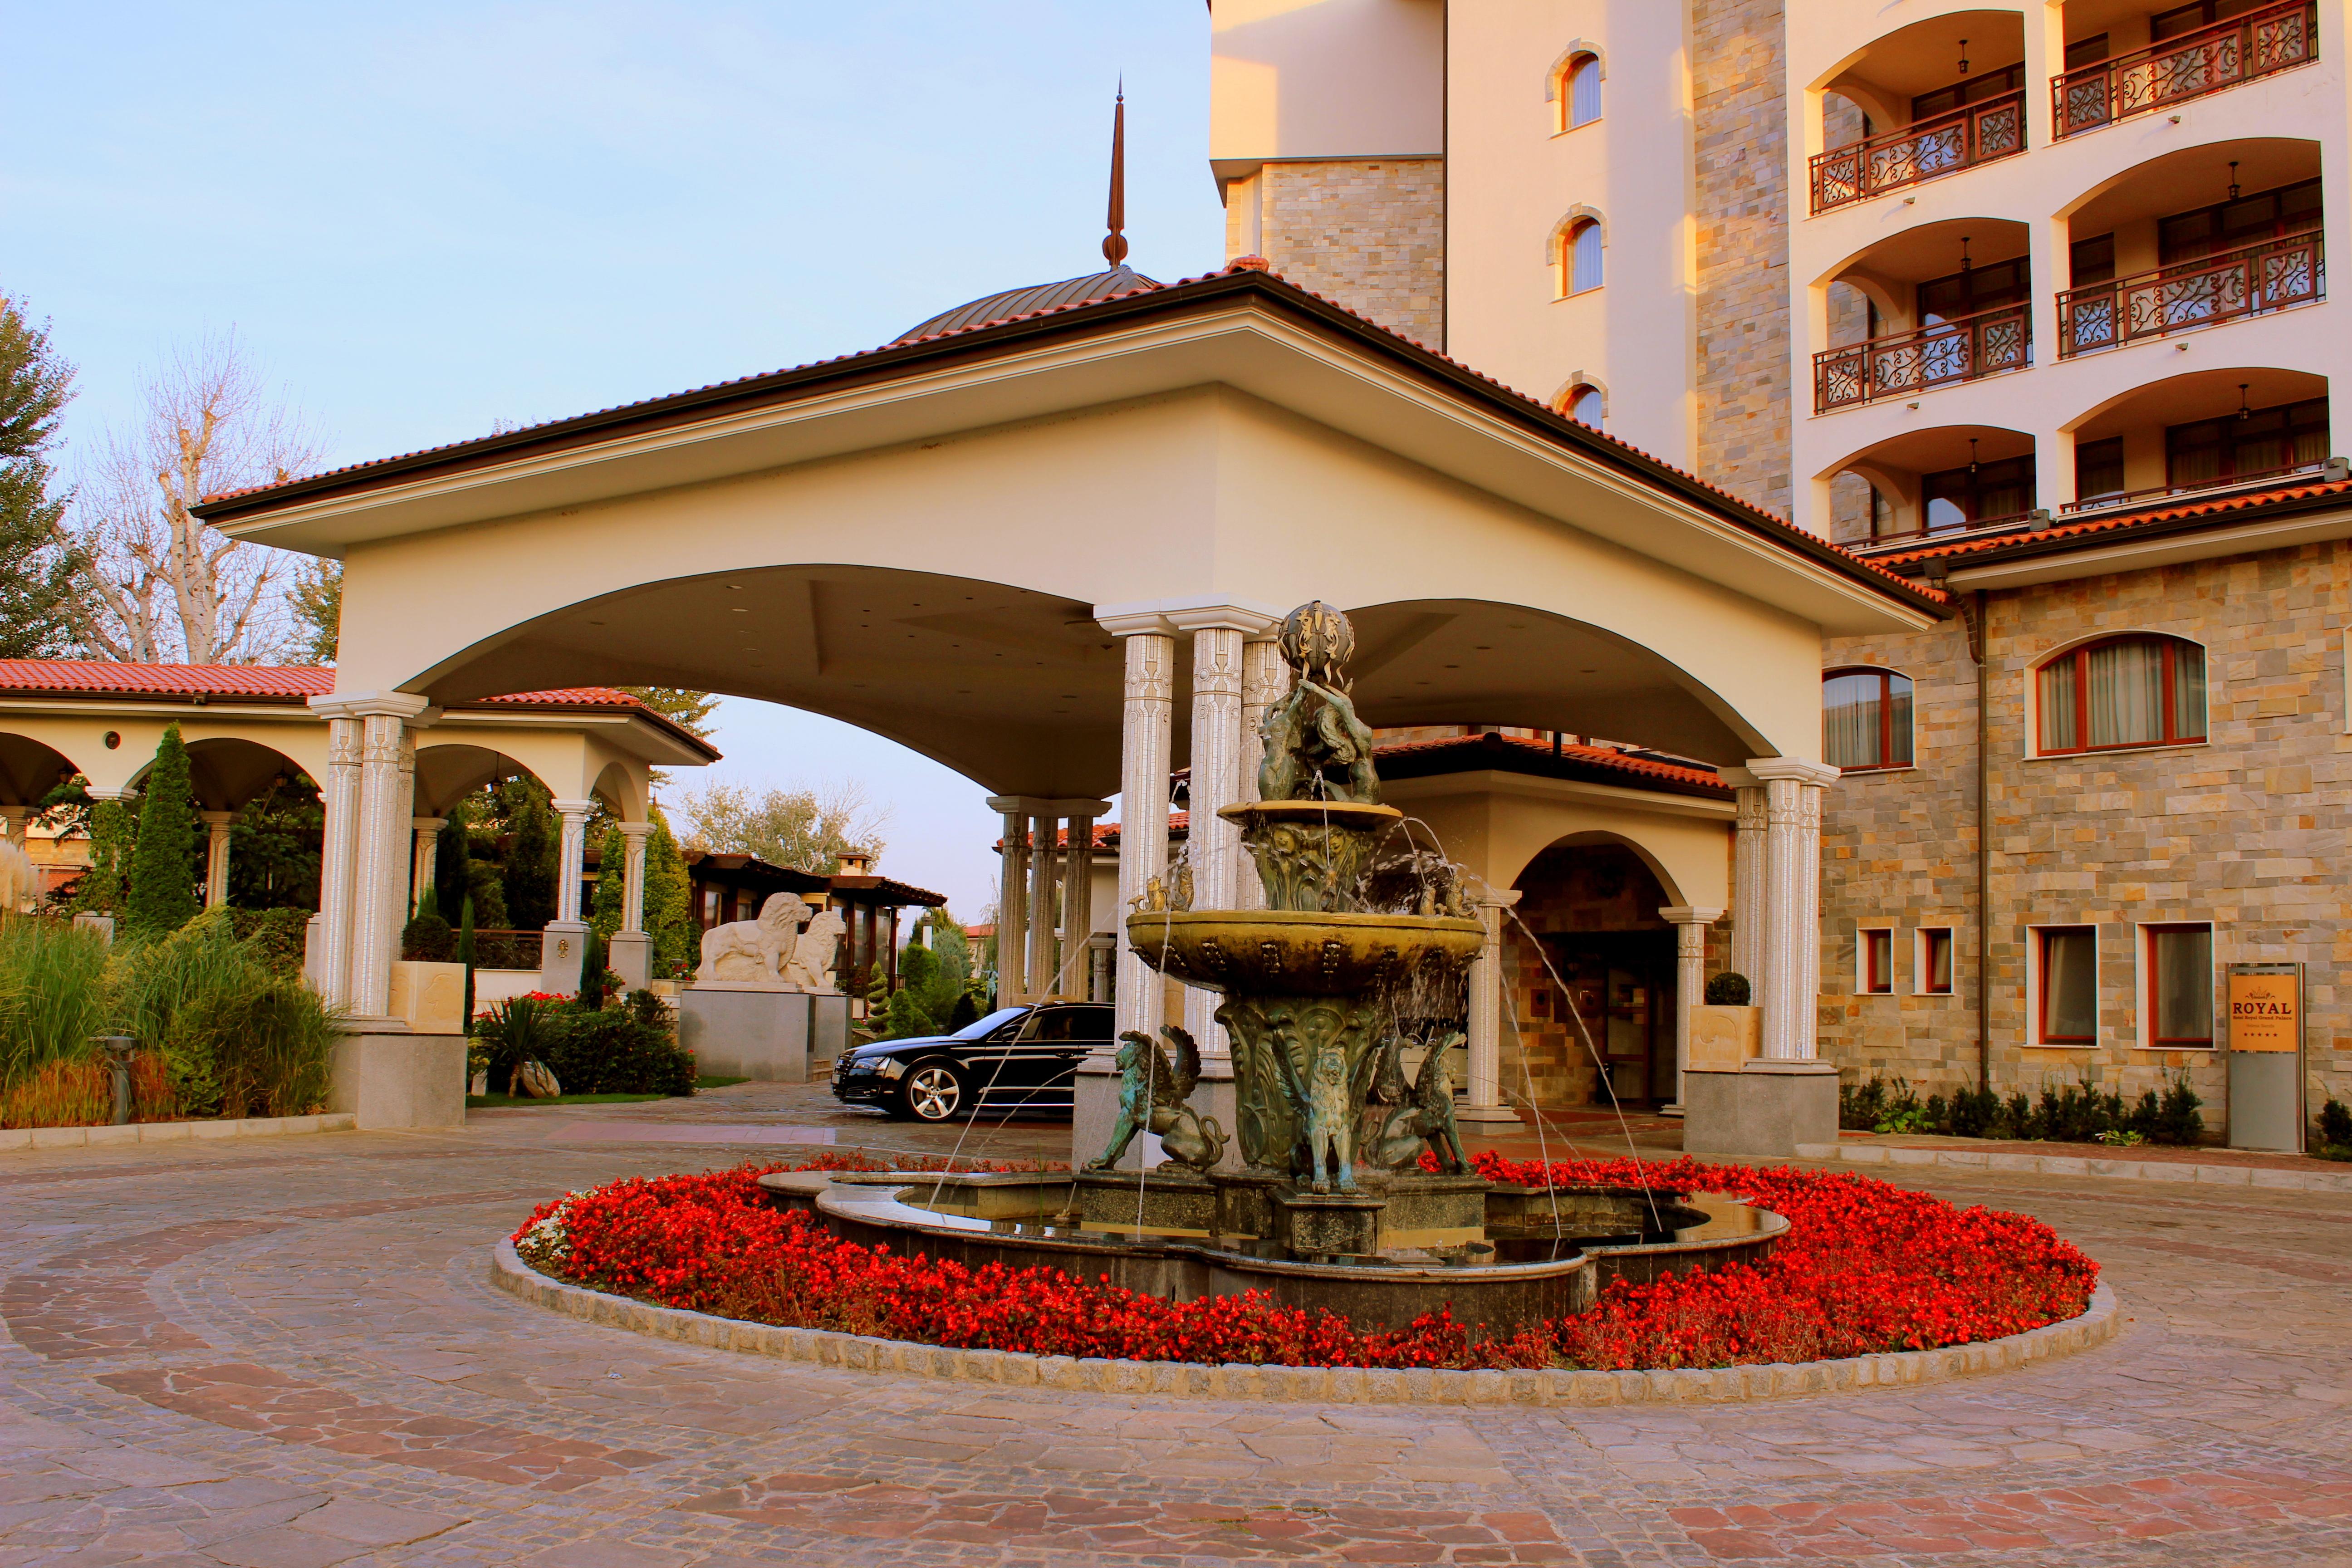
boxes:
[197,264,1944,793]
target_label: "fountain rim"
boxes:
[1123,907,1484,937]
[1216,799,1401,827]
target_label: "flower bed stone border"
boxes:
[1795,1141,2352,1193]
[489,1238,2121,1406]
[0,1112,357,1152]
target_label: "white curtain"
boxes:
[1823,672,1883,768]
[2087,639,2164,746]
[1572,223,1604,293]
[2041,927,2097,1040]
[2038,660,2078,751]
[1569,59,1603,127]
[2150,926,2212,1044]
[2171,642,2207,740]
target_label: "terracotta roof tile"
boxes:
[1371,730,1729,792]
[0,661,648,711]
[194,262,1940,612]
[1870,476,2352,569]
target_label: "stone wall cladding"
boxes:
[1820,543,2352,1136]
[1691,0,1793,519]
[1233,160,1446,349]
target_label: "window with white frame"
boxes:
[1858,927,1894,994]
[2034,925,2099,1044]
[1916,927,1954,995]
[1566,54,1602,128]
[2035,634,2206,755]
[2142,922,2214,1048]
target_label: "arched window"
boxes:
[1823,667,1914,770]
[1567,219,1604,294]
[2036,634,2206,755]
[1566,54,1602,128]
[1567,385,1604,427]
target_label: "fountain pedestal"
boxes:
[1273,1191,1384,1256]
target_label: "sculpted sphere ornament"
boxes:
[1279,600,1356,690]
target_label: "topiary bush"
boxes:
[125,725,200,935]
[1703,971,1750,1006]
[543,1004,694,1097]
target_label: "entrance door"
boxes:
[1546,931,1676,1106]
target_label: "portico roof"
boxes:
[193,263,1943,631]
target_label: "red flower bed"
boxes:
[510,1150,2097,1372]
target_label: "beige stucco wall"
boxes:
[1210,0,1444,166]
[328,387,1847,777]
[1382,771,1734,910]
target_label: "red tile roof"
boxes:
[1372,730,1729,794]
[0,661,665,710]
[1868,476,2352,570]
[193,261,1942,617]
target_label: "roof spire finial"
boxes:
[1102,79,1129,270]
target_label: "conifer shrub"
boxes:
[125,725,200,935]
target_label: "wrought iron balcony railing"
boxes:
[2058,459,2335,515]
[1813,304,2031,413]
[2054,1,2318,137]
[1808,91,2025,214]
[2057,231,2323,357]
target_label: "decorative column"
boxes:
[1060,808,1100,997]
[1723,767,1766,990]
[201,811,235,910]
[610,821,653,990]
[1235,630,1290,909]
[1169,604,1280,1059]
[1657,906,1725,1113]
[1460,887,1525,1126]
[1746,759,1838,1060]
[309,708,365,1006]
[985,796,1031,1004]
[542,797,595,997]
[1096,615,1177,1045]
[328,694,433,1022]
[410,818,445,910]
[1027,809,1059,999]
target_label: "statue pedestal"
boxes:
[1074,1168,1214,1233]
[809,992,850,1067]
[1682,1060,1838,1157]
[678,984,811,1082]
[328,1025,467,1130]
[608,932,652,992]
[1272,1191,1384,1258]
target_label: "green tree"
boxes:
[588,823,625,941]
[68,796,132,916]
[642,805,695,976]
[500,779,557,931]
[284,559,341,662]
[0,293,81,657]
[677,779,885,873]
[126,725,200,934]
[227,773,322,910]
[619,686,718,738]
[433,799,470,904]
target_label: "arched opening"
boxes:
[1563,217,1604,295]
[1809,10,2029,213]
[1823,423,2037,546]
[2058,137,2323,359]
[1814,218,2031,413]
[1504,836,1684,1111]
[1823,666,1915,771]
[1563,52,1602,129]
[2032,632,2209,755]
[2062,365,2327,511]
[1564,383,1605,428]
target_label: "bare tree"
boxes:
[62,334,323,664]
[676,779,890,874]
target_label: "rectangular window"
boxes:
[2158,177,2323,265]
[2167,397,2329,490]
[1923,454,2036,532]
[2040,637,2206,754]
[1860,928,1894,994]
[2145,924,2215,1046]
[2064,34,2111,70]
[1917,928,1955,994]
[700,888,721,930]
[2037,926,2099,1043]
[2075,436,2126,500]
[2069,232,2116,288]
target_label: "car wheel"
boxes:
[900,1062,967,1122]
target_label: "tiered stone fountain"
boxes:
[775,603,1781,1332]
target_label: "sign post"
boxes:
[2226,962,2303,1152]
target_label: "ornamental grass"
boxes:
[511,1150,2099,1372]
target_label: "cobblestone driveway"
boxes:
[3,1085,2348,1566]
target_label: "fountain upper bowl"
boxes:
[1125,908,1483,996]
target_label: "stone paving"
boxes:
[3,1083,2350,1565]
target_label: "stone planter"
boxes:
[1687,1004,1761,1069]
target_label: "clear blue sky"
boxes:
[1,2,1226,920]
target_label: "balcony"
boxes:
[2059,457,2335,515]
[2053,1,2319,138]
[1809,92,2026,214]
[2058,231,2323,356]
[1815,304,2031,413]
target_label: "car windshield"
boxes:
[952,1006,1029,1040]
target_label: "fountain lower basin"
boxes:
[763,1169,1785,1333]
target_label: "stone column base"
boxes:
[608,932,652,992]
[1454,1101,1524,1128]
[678,986,812,1082]
[539,921,588,996]
[329,1029,467,1130]
[1681,1061,1839,1159]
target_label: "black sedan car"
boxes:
[830,1001,1115,1122]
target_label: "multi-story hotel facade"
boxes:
[1210,0,2350,1135]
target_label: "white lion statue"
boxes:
[696,893,810,985]
[782,906,846,993]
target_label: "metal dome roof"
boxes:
[893,265,1162,343]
